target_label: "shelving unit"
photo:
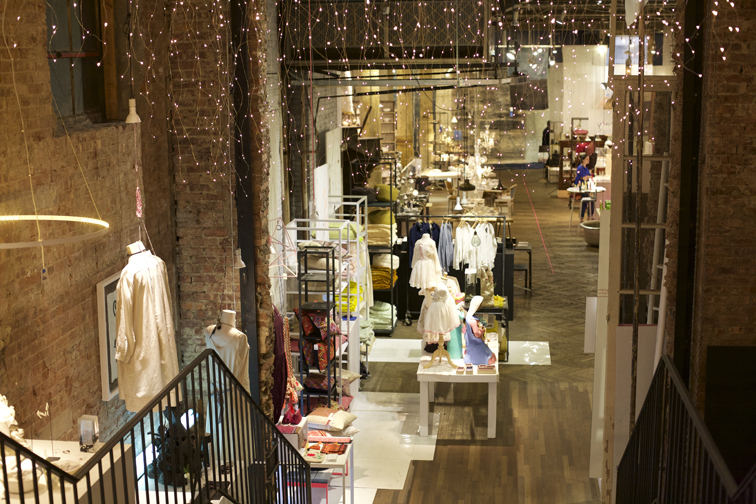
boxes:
[367,157,399,336]
[379,98,396,153]
[296,244,341,410]
[327,195,370,378]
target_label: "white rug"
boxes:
[312,391,439,503]
[369,338,551,365]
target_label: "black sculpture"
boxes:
[146,408,203,487]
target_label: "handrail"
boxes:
[1,348,312,503]
[72,349,217,479]
[662,354,739,494]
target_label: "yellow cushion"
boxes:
[367,209,395,225]
[375,184,399,202]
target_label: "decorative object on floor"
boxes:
[146,408,202,487]
[580,220,601,247]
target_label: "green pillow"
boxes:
[368,209,395,225]
[375,184,399,202]
[327,221,361,240]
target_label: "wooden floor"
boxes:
[363,173,602,504]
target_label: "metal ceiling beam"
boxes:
[296,78,511,88]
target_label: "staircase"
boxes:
[0,349,312,504]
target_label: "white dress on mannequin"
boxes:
[204,310,251,461]
[410,233,442,290]
[116,244,179,412]
[422,284,460,342]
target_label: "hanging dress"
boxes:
[410,234,442,290]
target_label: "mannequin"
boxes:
[410,233,442,290]
[205,310,250,392]
[423,283,460,368]
[204,310,251,460]
[116,240,179,412]
[126,240,146,256]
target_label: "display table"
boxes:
[2,440,135,504]
[417,340,500,438]
[567,186,607,221]
[305,442,355,504]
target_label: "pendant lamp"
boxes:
[234,248,246,269]
[454,197,463,211]
[460,178,476,191]
[125,98,141,124]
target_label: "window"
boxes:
[46,0,112,122]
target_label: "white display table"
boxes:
[416,340,500,438]
[305,442,355,504]
[2,440,135,504]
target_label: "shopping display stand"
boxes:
[285,219,366,411]
[417,340,501,438]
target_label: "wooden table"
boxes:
[417,340,500,438]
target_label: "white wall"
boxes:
[552,46,613,138]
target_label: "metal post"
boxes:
[230,0,260,403]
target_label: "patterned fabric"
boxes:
[293,308,341,339]
[283,315,302,406]
[302,338,336,372]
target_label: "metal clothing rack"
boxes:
[399,213,511,359]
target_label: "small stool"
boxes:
[569,195,596,231]
[513,263,529,291]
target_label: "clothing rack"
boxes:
[396,213,511,241]
[399,213,509,321]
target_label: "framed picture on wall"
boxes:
[97,271,121,401]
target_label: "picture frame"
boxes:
[97,271,122,401]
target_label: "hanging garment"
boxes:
[272,306,287,421]
[438,222,454,273]
[410,234,442,290]
[116,251,180,413]
[422,284,460,342]
[454,221,474,271]
[474,222,498,271]
[408,222,440,264]
[283,315,303,406]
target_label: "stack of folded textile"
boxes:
[370,301,397,330]
[367,224,397,246]
[371,267,397,289]
[372,254,400,270]
[338,281,364,314]
[359,319,376,355]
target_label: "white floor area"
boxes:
[369,338,551,365]
[312,391,440,504]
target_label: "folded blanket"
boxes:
[371,267,397,290]
[372,254,400,270]
[371,300,393,312]
[367,224,397,246]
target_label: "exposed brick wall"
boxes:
[0,2,175,441]
[169,0,274,416]
[687,0,756,411]
[169,2,243,365]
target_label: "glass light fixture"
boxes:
[471,230,482,247]
[454,197,463,211]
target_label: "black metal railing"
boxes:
[617,354,743,503]
[0,349,311,504]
